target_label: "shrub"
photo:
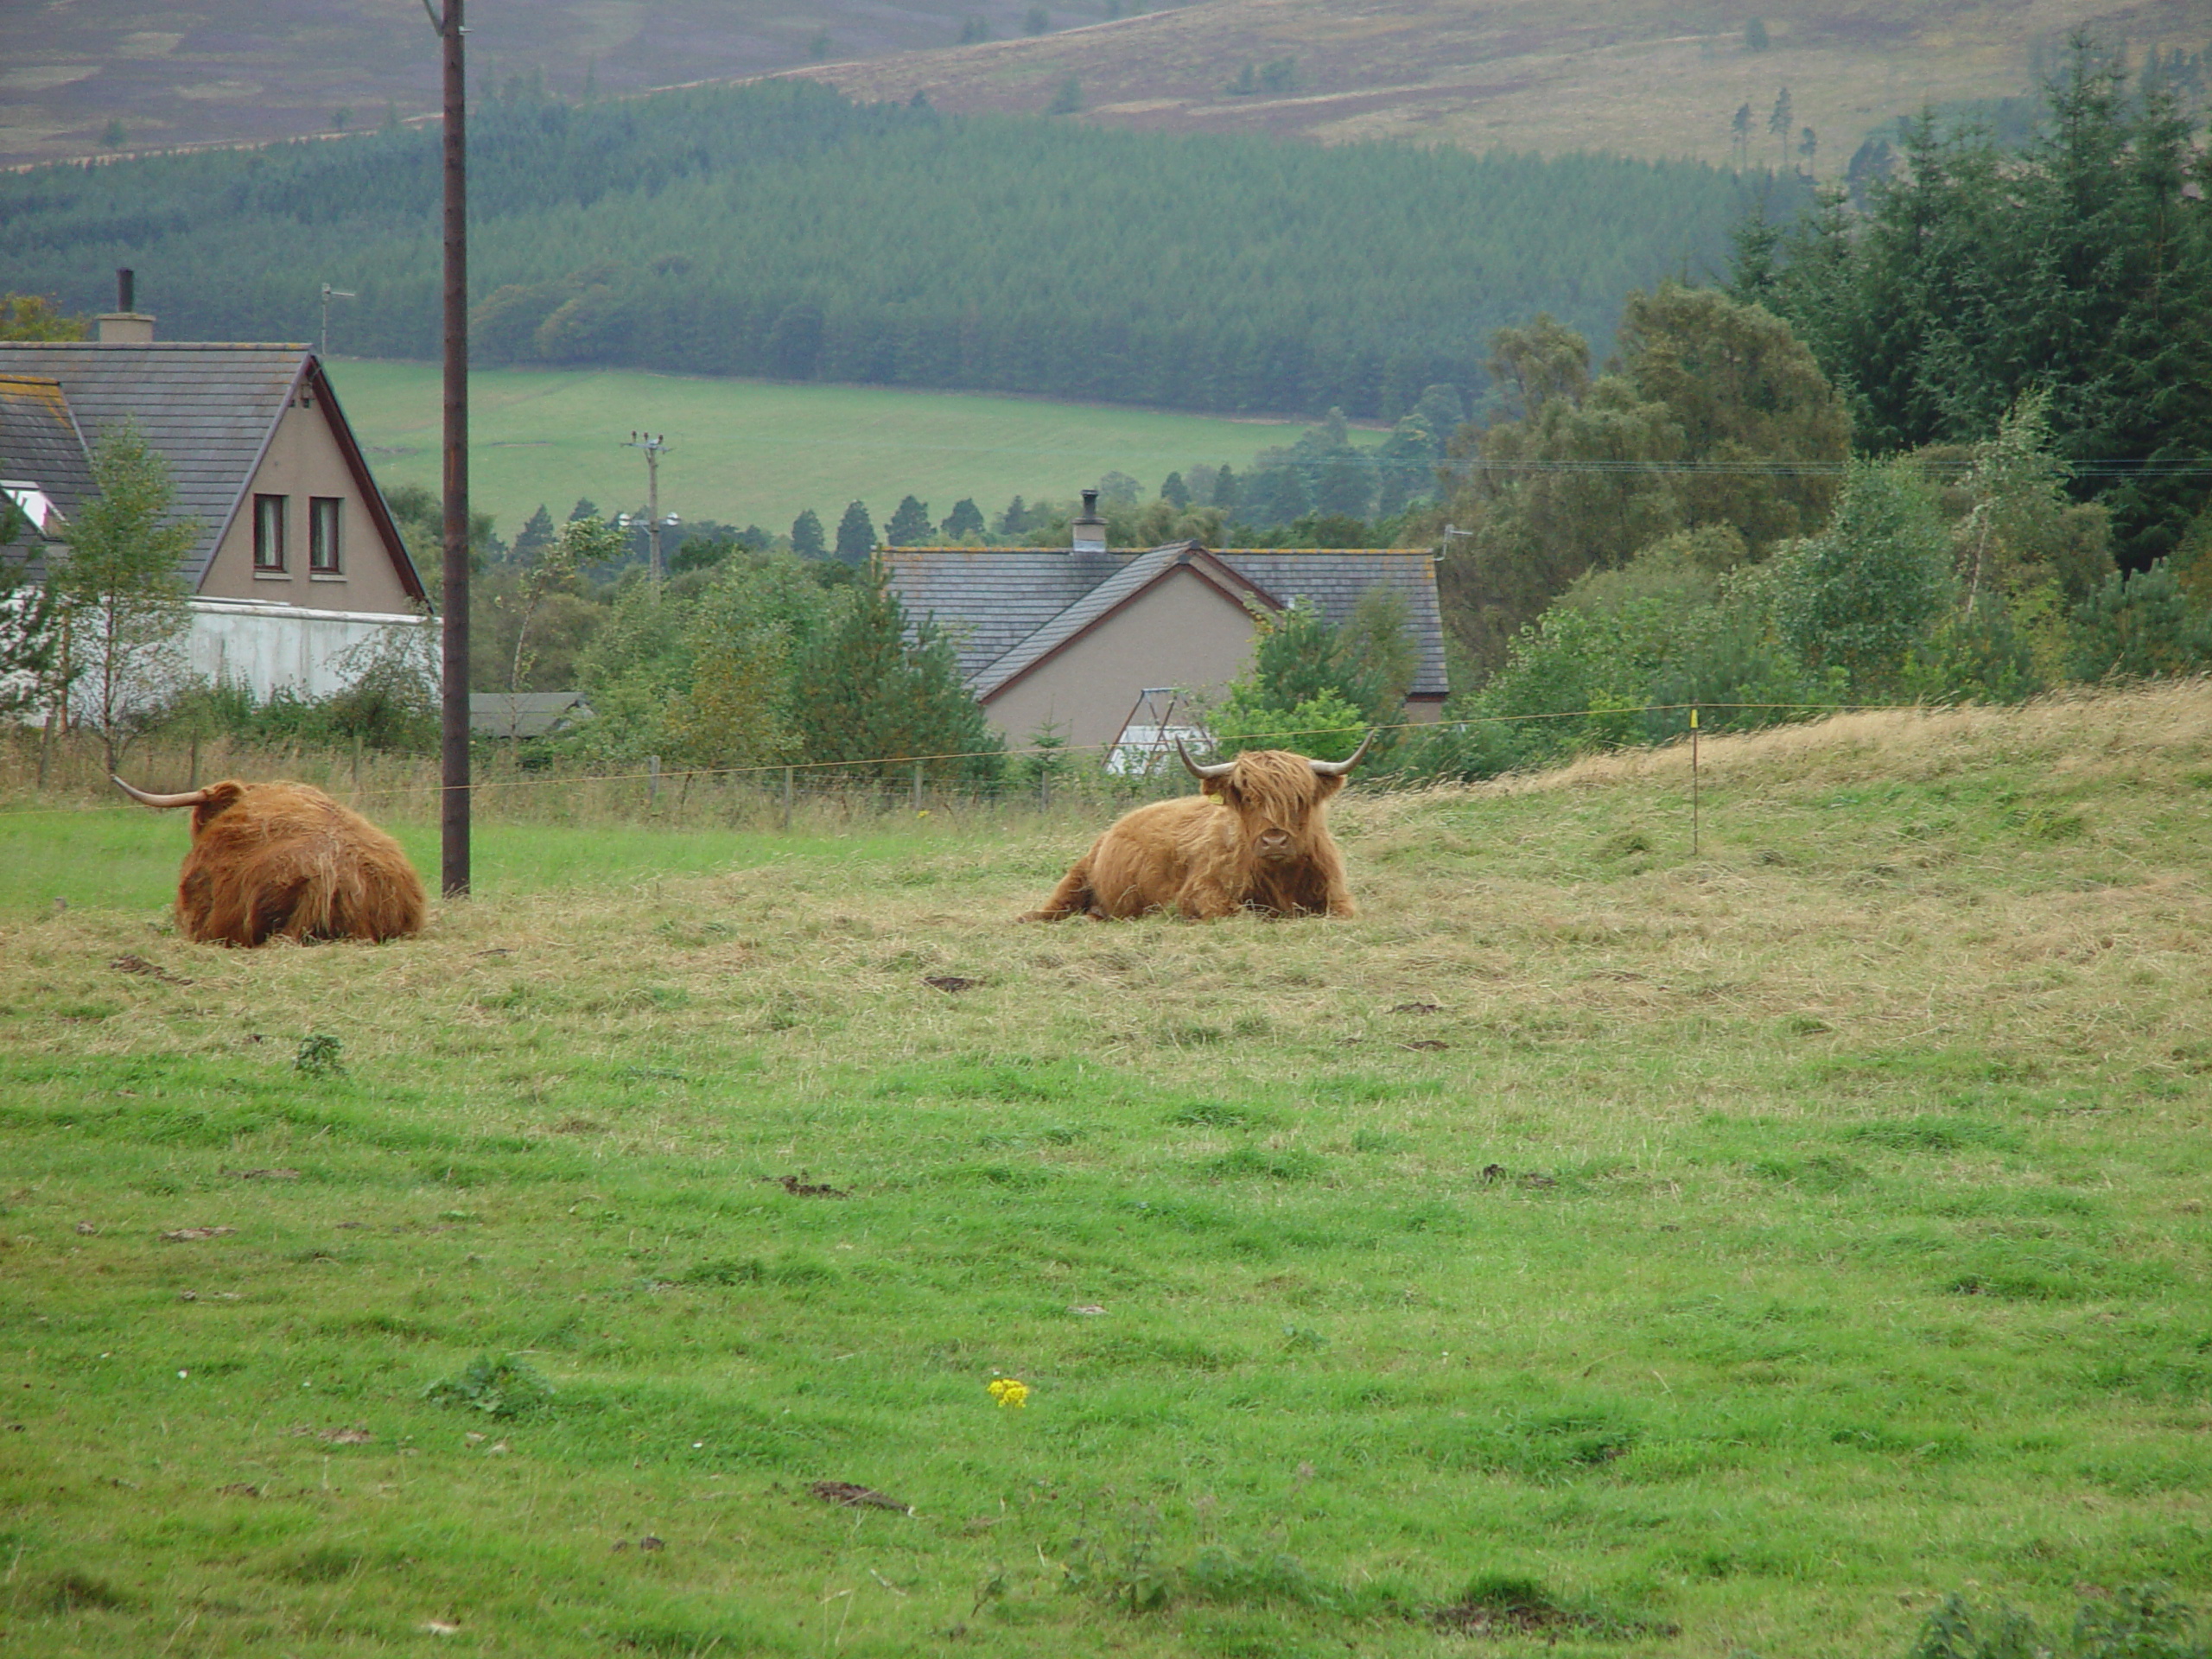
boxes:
[2067,560,2212,683]
[1770,458,1955,693]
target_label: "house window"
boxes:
[253,494,288,571]
[309,497,343,574]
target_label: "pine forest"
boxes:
[0,79,1795,420]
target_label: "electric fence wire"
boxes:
[4,698,1949,817]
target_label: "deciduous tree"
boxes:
[54,423,201,771]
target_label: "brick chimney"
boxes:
[97,268,155,344]
[1071,486,1107,554]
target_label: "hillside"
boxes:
[327,359,1349,542]
[9,0,2202,173]
[786,0,2208,166]
[0,0,1055,165]
[3,683,2210,1655]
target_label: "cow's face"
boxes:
[1205,752,1341,862]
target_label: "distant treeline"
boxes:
[0,80,1797,419]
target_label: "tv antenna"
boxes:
[319,283,357,359]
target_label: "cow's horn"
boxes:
[111,776,211,809]
[1309,731,1377,777]
[1175,739,1235,780]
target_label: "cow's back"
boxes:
[179,787,426,945]
[1079,795,1228,918]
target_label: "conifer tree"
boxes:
[791,508,826,558]
[885,495,935,546]
[513,504,557,563]
[834,500,876,563]
[942,498,986,540]
[791,565,1000,780]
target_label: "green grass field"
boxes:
[327,360,1341,543]
[4,686,2211,1656]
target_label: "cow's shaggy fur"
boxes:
[122,779,428,946]
[1020,747,1357,921]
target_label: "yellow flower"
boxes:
[987,1376,1030,1409]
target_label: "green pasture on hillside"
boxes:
[3,688,2211,1657]
[328,360,1345,541]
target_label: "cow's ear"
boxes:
[192,782,247,830]
[1205,776,1237,804]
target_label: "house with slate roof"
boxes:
[0,282,426,707]
[881,490,1448,754]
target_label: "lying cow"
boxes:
[112,776,428,946]
[1020,735,1372,922]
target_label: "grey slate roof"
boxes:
[470,690,594,739]
[0,341,308,588]
[970,543,1274,700]
[0,373,95,522]
[1220,549,1447,696]
[880,545,1128,681]
[884,542,1450,702]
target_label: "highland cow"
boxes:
[1020,735,1372,922]
[112,776,428,946]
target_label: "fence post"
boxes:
[1689,707,1700,858]
[912,760,924,813]
[782,765,793,832]
[648,753,660,811]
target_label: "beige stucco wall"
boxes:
[983,568,1259,748]
[199,397,412,613]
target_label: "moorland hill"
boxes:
[0,0,1046,164]
[9,0,2202,170]
[788,0,2207,166]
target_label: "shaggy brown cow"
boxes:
[112,776,428,946]
[1020,735,1372,922]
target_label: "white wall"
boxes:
[188,598,432,700]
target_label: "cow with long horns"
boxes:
[112,776,428,946]
[1020,735,1372,922]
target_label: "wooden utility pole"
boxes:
[433,0,471,896]
[624,431,670,586]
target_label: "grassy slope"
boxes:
[790,0,2196,168]
[3,683,2211,1656]
[327,359,1341,541]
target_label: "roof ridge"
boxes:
[886,543,1418,555]
[0,340,309,352]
